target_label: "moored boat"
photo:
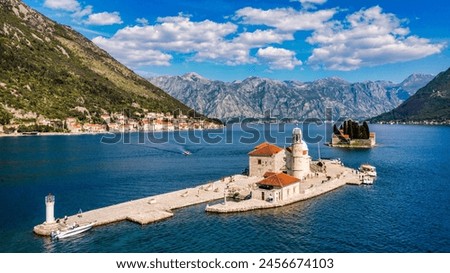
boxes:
[361,176,374,185]
[359,164,377,177]
[51,222,94,240]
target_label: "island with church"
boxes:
[205,127,369,213]
[34,127,374,237]
[327,119,376,148]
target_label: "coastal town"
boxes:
[0,110,222,136]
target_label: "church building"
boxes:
[248,127,312,202]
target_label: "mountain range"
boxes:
[0,0,201,127]
[371,67,450,122]
[149,73,434,121]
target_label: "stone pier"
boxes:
[33,175,260,236]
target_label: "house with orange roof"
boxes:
[248,142,286,177]
[254,172,301,202]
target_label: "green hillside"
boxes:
[371,67,450,123]
[0,0,201,127]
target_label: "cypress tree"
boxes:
[333,124,340,135]
[362,121,370,139]
[343,120,348,135]
[353,121,359,139]
[348,121,354,139]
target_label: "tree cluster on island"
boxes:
[333,119,370,140]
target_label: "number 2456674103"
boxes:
[259,258,333,269]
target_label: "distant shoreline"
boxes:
[0,131,108,138]
[0,128,216,138]
[1,122,449,139]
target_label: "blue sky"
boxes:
[24,0,450,82]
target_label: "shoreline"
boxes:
[0,128,220,139]
[3,122,449,139]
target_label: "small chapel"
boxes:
[248,127,312,202]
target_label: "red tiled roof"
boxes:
[257,173,299,188]
[248,142,283,156]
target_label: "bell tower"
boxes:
[290,127,310,179]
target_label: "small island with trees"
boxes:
[329,119,376,148]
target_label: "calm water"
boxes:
[0,124,449,253]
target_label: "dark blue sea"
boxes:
[0,124,449,253]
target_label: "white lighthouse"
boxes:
[45,193,55,224]
[289,127,311,179]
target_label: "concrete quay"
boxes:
[33,175,261,236]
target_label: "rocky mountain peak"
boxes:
[182,72,207,81]
[400,73,435,88]
[313,77,349,86]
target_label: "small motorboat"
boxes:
[359,164,377,177]
[51,222,94,240]
[361,176,374,185]
[183,151,191,156]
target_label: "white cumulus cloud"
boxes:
[234,7,336,32]
[233,29,294,47]
[44,0,80,12]
[92,15,246,67]
[72,5,93,19]
[256,47,302,70]
[93,36,172,66]
[85,12,123,25]
[291,0,328,10]
[43,0,122,26]
[89,4,443,72]
[136,18,149,25]
[300,0,327,4]
[307,6,445,70]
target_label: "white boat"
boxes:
[359,164,377,177]
[51,222,94,240]
[183,151,191,156]
[361,176,374,185]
